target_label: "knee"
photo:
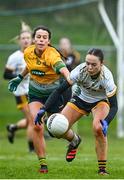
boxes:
[31,123,44,136]
[28,113,44,134]
[93,122,102,137]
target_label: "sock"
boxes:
[28,141,34,152]
[10,124,18,131]
[70,133,79,146]
[98,160,107,171]
[39,157,47,166]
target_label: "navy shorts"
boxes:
[69,95,108,113]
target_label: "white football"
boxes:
[47,113,69,138]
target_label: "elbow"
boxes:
[3,69,16,80]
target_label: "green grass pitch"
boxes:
[0,115,124,179]
[0,2,121,178]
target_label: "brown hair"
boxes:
[32,25,51,40]
[87,48,104,63]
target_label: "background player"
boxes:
[58,37,81,104]
[59,37,81,71]
[3,21,34,152]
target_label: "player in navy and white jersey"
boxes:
[70,60,116,103]
[35,48,118,175]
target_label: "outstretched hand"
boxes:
[8,74,23,92]
[34,108,46,125]
[100,120,108,136]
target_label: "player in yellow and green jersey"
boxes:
[8,25,71,173]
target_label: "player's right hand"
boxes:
[35,108,46,125]
[8,74,23,92]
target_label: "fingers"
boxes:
[34,109,46,125]
[34,116,43,125]
[8,84,12,91]
[13,86,17,91]
[35,121,42,126]
[8,83,17,92]
[100,120,107,137]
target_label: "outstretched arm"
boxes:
[45,80,72,110]
[35,80,72,125]
[45,65,73,110]
[35,65,73,125]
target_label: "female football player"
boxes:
[58,37,81,103]
[8,25,71,173]
[59,37,81,71]
[35,48,118,175]
[3,22,34,152]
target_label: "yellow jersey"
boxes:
[24,45,66,84]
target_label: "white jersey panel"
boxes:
[6,50,29,96]
[70,63,117,103]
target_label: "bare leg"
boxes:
[6,117,27,144]
[60,104,83,162]
[92,102,110,174]
[61,104,83,141]
[21,104,34,151]
[16,118,27,128]
[28,102,46,157]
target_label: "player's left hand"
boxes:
[100,119,108,136]
[34,108,46,125]
[8,74,23,92]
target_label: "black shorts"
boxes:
[62,87,72,106]
[69,95,108,113]
[29,93,66,113]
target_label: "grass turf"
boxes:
[0,116,124,179]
